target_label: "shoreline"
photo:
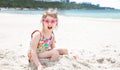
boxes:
[1,9,120,19]
[0,13,120,21]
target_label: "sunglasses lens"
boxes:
[51,20,55,23]
[45,20,49,23]
[43,19,57,24]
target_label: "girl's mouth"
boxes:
[48,26,52,30]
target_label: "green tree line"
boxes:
[0,0,112,9]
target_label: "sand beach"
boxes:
[0,13,120,70]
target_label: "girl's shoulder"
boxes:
[31,30,42,38]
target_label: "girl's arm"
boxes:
[30,32,42,67]
[50,34,56,49]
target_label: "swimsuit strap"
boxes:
[31,30,53,41]
[43,35,52,41]
[31,30,42,38]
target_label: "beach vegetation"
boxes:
[0,0,114,10]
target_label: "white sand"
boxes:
[0,13,120,70]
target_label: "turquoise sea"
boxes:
[0,9,120,19]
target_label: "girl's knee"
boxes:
[51,50,60,61]
[63,49,68,54]
[52,50,59,56]
[58,49,68,55]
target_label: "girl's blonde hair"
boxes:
[42,8,58,20]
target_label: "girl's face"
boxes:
[42,16,57,32]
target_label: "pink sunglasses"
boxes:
[43,19,57,24]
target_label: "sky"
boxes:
[70,0,120,9]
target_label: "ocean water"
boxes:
[0,9,120,19]
[59,9,120,19]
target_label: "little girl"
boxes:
[28,8,68,70]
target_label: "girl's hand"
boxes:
[37,65,43,70]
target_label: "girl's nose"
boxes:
[48,22,51,25]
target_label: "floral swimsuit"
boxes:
[28,30,54,60]
[37,32,53,52]
[30,30,54,52]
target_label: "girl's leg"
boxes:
[57,49,68,55]
[38,49,60,61]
